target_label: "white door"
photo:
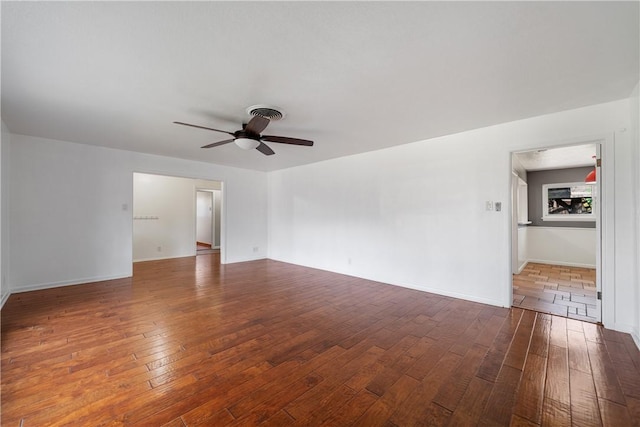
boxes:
[196,191,213,246]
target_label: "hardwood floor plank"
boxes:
[509,414,539,426]
[569,368,602,426]
[388,351,462,426]
[567,328,591,373]
[432,343,489,412]
[445,376,494,426]
[625,396,640,427]
[513,353,546,424]
[473,314,509,348]
[582,321,604,344]
[161,417,188,427]
[598,397,634,426]
[478,365,522,426]
[404,339,450,381]
[504,309,537,370]
[566,318,585,332]
[289,384,357,425]
[549,316,568,348]
[260,409,296,427]
[541,397,571,427]
[353,374,420,426]
[622,334,640,373]
[586,340,626,404]
[228,372,325,426]
[476,308,524,382]
[2,255,638,426]
[449,318,489,355]
[318,389,378,426]
[544,344,570,409]
[365,347,420,396]
[182,345,346,424]
[283,345,385,420]
[603,337,640,399]
[529,313,551,358]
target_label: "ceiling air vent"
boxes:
[246,104,285,121]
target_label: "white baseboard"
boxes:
[133,254,194,263]
[525,258,596,269]
[9,273,132,294]
[517,261,528,274]
[268,256,506,308]
[388,280,506,308]
[1,291,10,309]
[632,329,640,352]
[224,255,266,264]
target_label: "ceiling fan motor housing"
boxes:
[247,104,285,121]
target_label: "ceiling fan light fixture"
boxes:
[174,112,313,156]
[234,137,259,150]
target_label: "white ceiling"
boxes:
[2,1,638,172]
[514,144,596,172]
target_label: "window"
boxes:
[542,182,595,222]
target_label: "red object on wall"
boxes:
[585,168,596,182]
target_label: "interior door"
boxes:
[196,191,213,246]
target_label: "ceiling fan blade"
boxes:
[256,142,275,156]
[244,115,270,135]
[201,139,235,149]
[261,135,314,146]
[174,121,235,136]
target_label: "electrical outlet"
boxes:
[495,202,502,212]
[157,246,162,252]
[253,246,259,253]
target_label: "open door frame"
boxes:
[509,134,615,326]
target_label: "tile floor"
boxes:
[512,262,598,323]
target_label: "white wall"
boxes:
[134,173,198,262]
[268,99,638,335]
[525,227,596,268]
[6,134,267,292]
[512,155,527,182]
[517,227,528,273]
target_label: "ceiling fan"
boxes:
[173,107,313,156]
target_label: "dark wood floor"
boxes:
[2,254,639,426]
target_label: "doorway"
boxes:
[511,143,601,323]
[196,189,221,255]
[132,173,223,262]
